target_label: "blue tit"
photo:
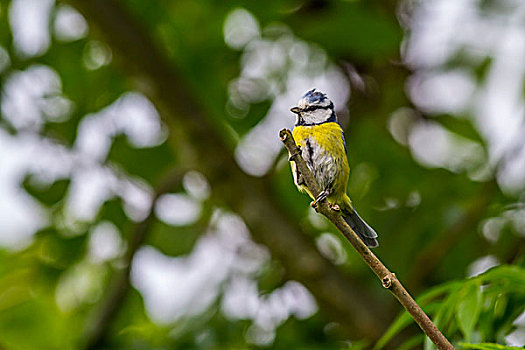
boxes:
[289,88,378,247]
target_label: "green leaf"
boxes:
[373,280,462,350]
[424,333,437,350]
[373,302,441,350]
[372,311,413,350]
[418,280,465,303]
[478,265,525,292]
[457,281,483,341]
[460,342,524,350]
[435,291,460,333]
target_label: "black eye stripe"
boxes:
[301,102,334,112]
[303,105,328,112]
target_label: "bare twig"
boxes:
[280,129,455,350]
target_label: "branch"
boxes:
[67,0,389,339]
[280,129,455,350]
[82,170,186,349]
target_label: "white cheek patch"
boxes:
[302,109,332,124]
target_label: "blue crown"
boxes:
[303,88,328,105]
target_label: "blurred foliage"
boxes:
[374,266,525,350]
[459,343,525,350]
[0,0,524,349]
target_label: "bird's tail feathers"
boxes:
[342,209,378,248]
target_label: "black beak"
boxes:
[290,107,301,114]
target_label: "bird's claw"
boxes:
[311,190,329,208]
[288,152,300,162]
[288,145,302,161]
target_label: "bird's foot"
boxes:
[311,190,329,208]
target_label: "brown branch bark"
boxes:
[280,128,455,350]
[67,0,389,341]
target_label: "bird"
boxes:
[288,88,378,247]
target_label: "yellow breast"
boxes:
[292,122,347,160]
[291,122,350,204]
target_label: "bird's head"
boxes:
[290,89,336,126]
